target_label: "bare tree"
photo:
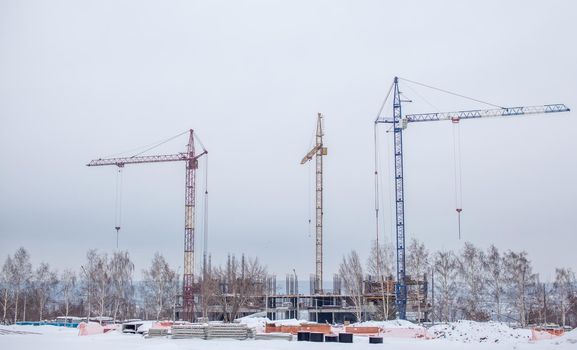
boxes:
[213,254,267,322]
[60,269,77,320]
[407,238,429,322]
[93,253,110,321]
[109,251,134,321]
[367,240,394,320]
[1,255,14,323]
[433,250,458,322]
[32,262,58,320]
[200,264,218,319]
[82,250,110,322]
[553,268,576,327]
[367,240,394,278]
[484,245,504,321]
[503,250,536,327]
[11,247,32,323]
[457,242,487,320]
[339,250,364,322]
[141,252,176,320]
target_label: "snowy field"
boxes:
[0,324,576,350]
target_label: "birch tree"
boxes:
[32,262,58,320]
[339,250,364,322]
[457,242,487,320]
[367,240,394,320]
[553,268,576,327]
[11,248,32,323]
[82,250,110,322]
[503,250,536,326]
[407,238,429,322]
[433,250,458,322]
[484,245,504,321]
[141,252,176,320]
[109,251,134,321]
[60,269,77,320]
[1,255,14,323]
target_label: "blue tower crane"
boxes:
[375,77,570,320]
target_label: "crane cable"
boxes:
[398,77,474,239]
[306,124,316,239]
[202,154,209,278]
[103,130,190,159]
[373,122,388,318]
[114,166,124,249]
[398,77,503,109]
[452,119,464,239]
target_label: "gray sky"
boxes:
[1,0,576,283]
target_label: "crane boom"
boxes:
[301,145,322,164]
[379,103,570,124]
[87,129,206,322]
[88,153,189,167]
[375,77,570,320]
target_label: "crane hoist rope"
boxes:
[202,154,209,278]
[452,117,464,239]
[114,166,123,249]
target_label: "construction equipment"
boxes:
[301,113,327,294]
[87,129,207,322]
[375,77,570,319]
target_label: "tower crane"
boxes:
[375,77,570,319]
[301,113,327,294]
[87,129,207,322]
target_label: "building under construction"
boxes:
[188,272,429,323]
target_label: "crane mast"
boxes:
[301,113,327,294]
[87,129,207,322]
[376,77,570,319]
[183,131,199,322]
[392,78,407,319]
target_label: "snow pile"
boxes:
[235,316,271,333]
[555,328,577,345]
[428,320,531,343]
[353,319,424,329]
[269,318,309,326]
[1,325,74,336]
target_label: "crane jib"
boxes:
[375,104,570,125]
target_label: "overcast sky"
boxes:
[1,0,576,284]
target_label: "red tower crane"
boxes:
[87,129,207,322]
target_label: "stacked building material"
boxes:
[247,327,256,339]
[205,323,251,340]
[171,324,206,339]
[146,328,168,338]
[255,333,293,341]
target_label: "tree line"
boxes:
[339,239,577,327]
[2,243,575,327]
[0,247,268,324]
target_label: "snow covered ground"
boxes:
[1,323,575,350]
